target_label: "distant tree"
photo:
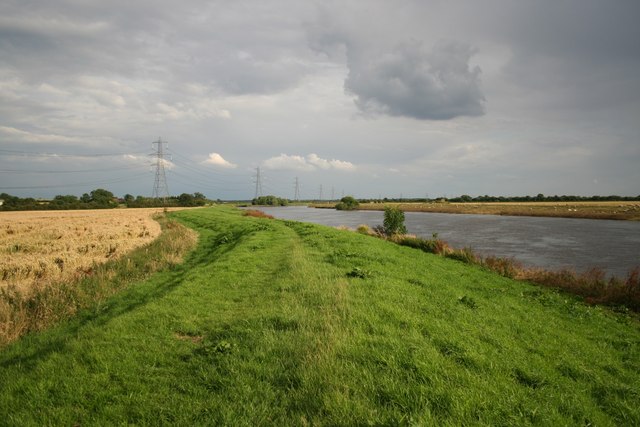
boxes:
[193,192,207,206]
[90,188,116,207]
[50,195,79,209]
[123,194,135,207]
[178,193,196,206]
[252,195,288,206]
[335,196,359,211]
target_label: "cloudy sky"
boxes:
[1,0,639,200]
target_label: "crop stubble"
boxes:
[1,209,165,294]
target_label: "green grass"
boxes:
[1,206,639,425]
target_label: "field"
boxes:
[1,209,164,295]
[313,201,640,220]
[0,208,197,346]
[1,206,638,425]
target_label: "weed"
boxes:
[458,295,478,309]
[243,209,274,219]
[347,267,372,279]
[481,256,521,278]
[445,247,477,264]
[356,224,373,235]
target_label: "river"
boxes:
[255,206,640,278]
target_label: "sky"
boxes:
[1,0,639,200]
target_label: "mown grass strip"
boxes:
[0,206,638,425]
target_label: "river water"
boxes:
[256,206,640,278]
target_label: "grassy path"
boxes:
[1,207,639,425]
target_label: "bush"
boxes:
[335,196,359,211]
[356,224,372,235]
[382,206,407,236]
[252,195,288,206]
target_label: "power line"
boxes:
[0,165,144,174]
[0,148,147,158]
[0,172,150,191]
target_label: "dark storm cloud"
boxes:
[492,0,640,111]
[344,40,485,120]
[0,0,313,94]
[307,6,485,120]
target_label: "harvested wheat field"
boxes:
[0,209,167,295]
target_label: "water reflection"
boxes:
[255,206,640,277]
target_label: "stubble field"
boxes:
[0,209,164,295]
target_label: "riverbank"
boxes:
[1,206,638,425]
[311,201,640,220]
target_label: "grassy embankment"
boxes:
[312,201,640,220]
[1,206,639,425]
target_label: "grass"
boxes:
[392,233,640,311]
[0,206,639,425]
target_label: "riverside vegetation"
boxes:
[358,207,640,312]
[0,206,639,425]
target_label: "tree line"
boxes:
[0,189,209,211]
[359,194,640,203]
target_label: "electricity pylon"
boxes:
[254,167,263,199]
[294,177,300,201]
[151,137,170,204]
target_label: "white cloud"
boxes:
[203,152,237,168]
[307,153,355,171]
[262,154,314,171]
[262,153,355,171]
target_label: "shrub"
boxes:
[252,195,288,206]
[382,206,407,236]
[335,196,359,211]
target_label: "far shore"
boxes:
[308,201,640,221]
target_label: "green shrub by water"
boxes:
[0,206,638,425]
